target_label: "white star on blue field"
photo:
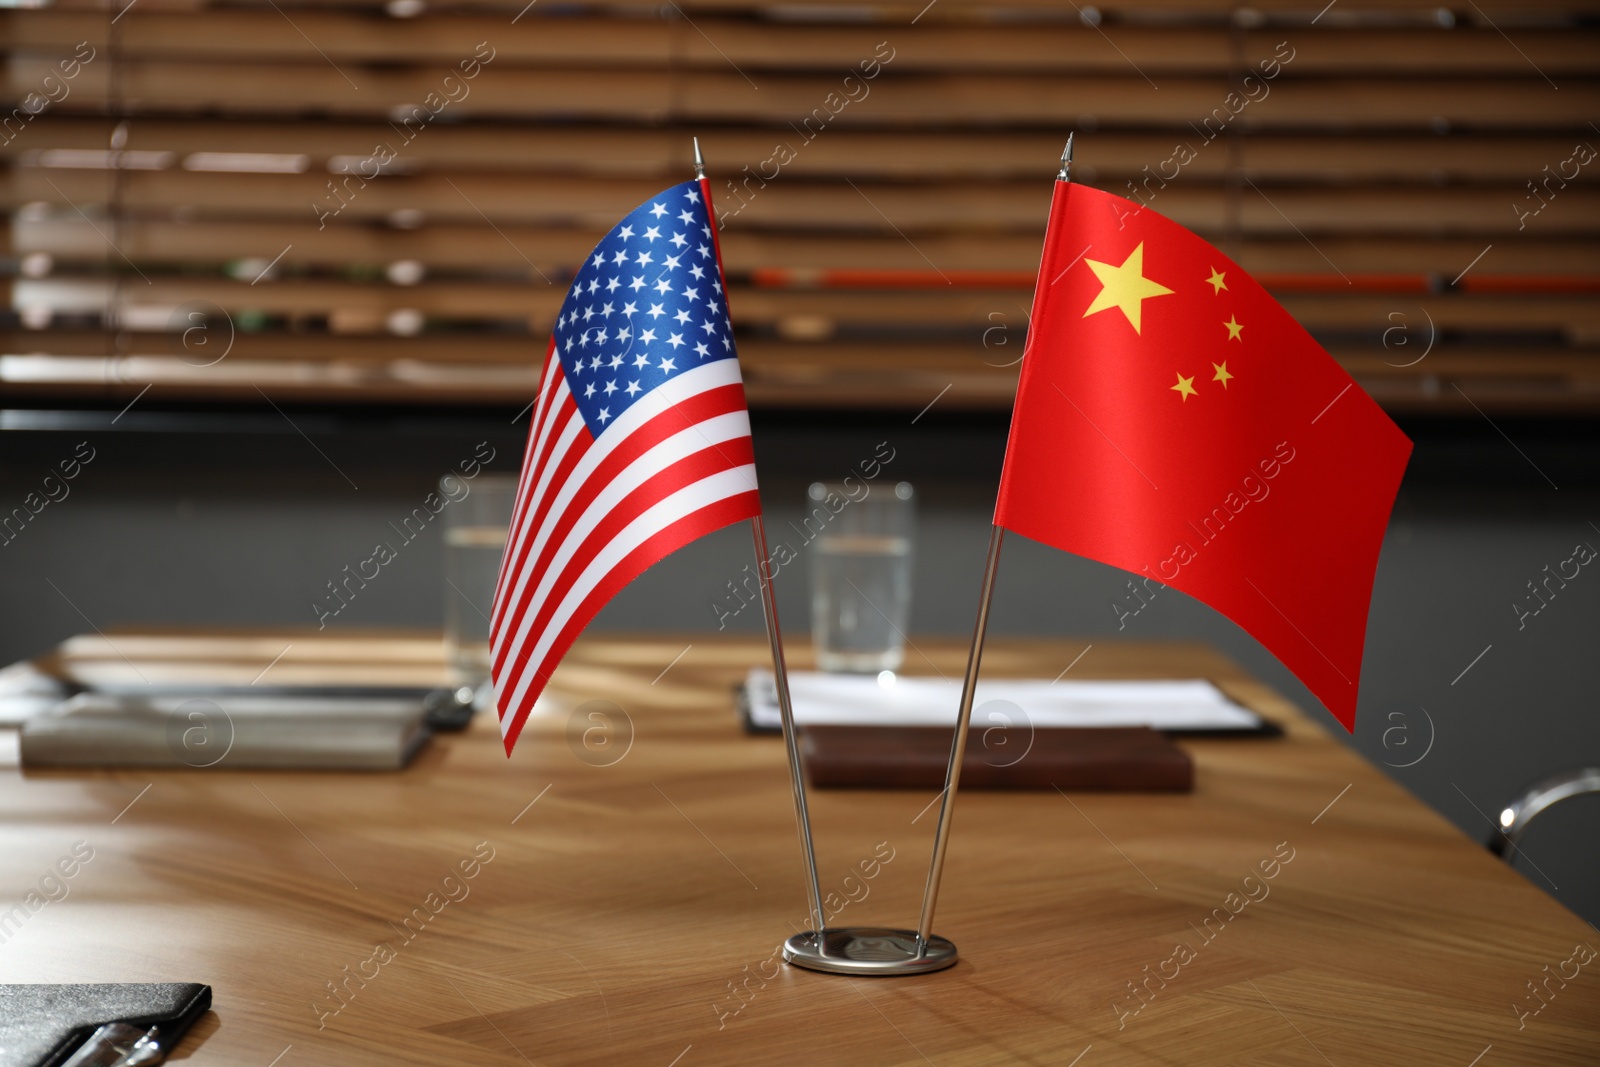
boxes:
[551,181,737,436]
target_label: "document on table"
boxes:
[743,669,1272,734]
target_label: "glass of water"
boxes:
[443,473,516,687]
[809,480,915,673]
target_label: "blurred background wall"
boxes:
[2,1,1597,920]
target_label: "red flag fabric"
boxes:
[994,182,1411,731]
[490,178,760,753]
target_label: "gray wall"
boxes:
[2,407,1596,923]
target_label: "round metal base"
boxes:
[782,927,957,976]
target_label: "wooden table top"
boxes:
[4,630,1596,1066]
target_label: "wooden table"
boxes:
[4,631,1596,1066]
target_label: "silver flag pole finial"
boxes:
[693,136,706,180]
[1059,133,1074,182]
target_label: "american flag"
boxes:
[489,179,761,752]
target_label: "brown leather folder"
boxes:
[800,725,1193,792]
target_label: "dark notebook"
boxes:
[0,983,210,1067]
[801,725,1194,791]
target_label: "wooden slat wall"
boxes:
[2,1,1598,413]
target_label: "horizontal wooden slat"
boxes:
[0,352,545,404]
[26,0,1600,22]
[6,13,1596,77]
[12,277,1600,340]
[5,119,1597,189]
[0,329,547,365]
[4,341,1598,414]
[10,216,1600,276]
[8,170,1595,238]
[9,330,1595,375]
[12,58,1597,128]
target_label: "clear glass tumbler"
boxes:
[443,473,516,686]
[808,480,915,673]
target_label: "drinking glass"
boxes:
[443,473,516,686]
[808,480,915,673]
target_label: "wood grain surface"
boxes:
[4,630,1597,1065]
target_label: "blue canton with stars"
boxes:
[552,181,737,437]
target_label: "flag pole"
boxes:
[911,134,1071,956]
[914,524,1005,950]
[749,513,827,943]
[694,137,826,945]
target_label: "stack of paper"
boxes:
[743,670,1268,733]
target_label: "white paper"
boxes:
[745,669,1264,732]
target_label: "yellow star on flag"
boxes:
[1170,372,1197,401]
[1212,361,1234,387]
[1082,242,1173,334]
[1225,315,1243,341]
[1206,268,1228,294]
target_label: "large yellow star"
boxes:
[1171,372,1197,401]
[1082,242,1173,334]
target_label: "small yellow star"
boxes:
[1082,242,1174,334]
[1206,268,1228,294]
[1171,372,1197,401]
[1212,361,1234,388]
[1225,315,1243,341]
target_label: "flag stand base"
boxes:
[782,927,957,976]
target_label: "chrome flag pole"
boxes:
[914,524,1005,953]
[695,139,826,945]
[750,513,827,946]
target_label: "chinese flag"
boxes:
[995,182,1411,731]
